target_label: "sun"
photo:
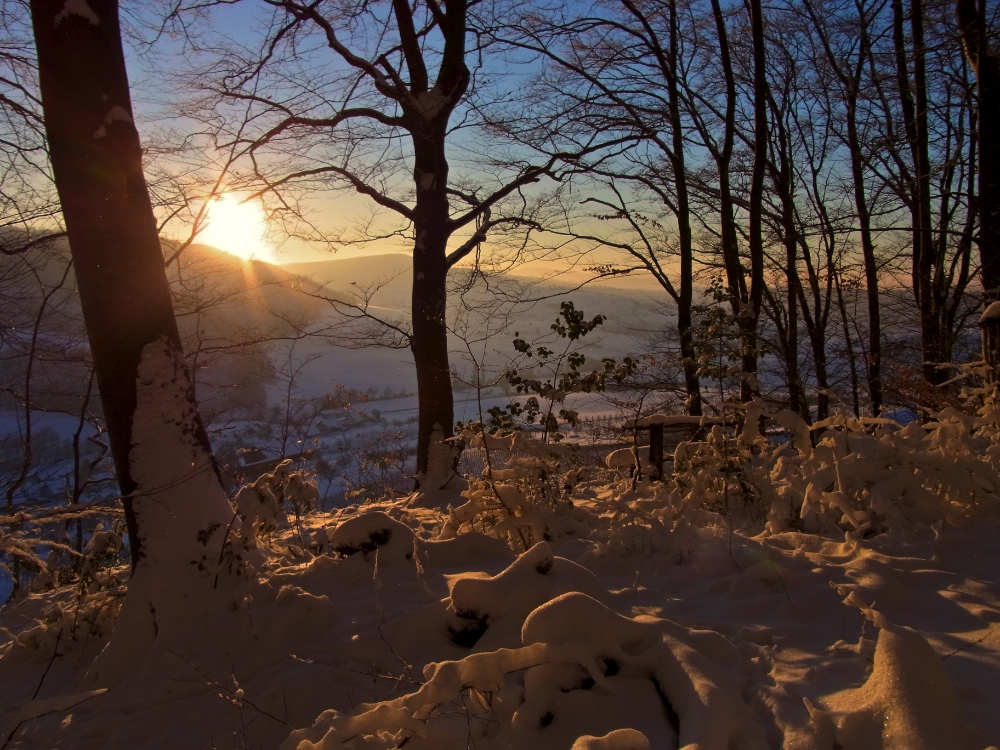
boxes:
[199,193,276,262]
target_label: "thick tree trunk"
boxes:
[31,0,232,567]
[29,8,240,686]
[32,0,237,686]
[957,0,1000,372]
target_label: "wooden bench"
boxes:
[626,414,732,479]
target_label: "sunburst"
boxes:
[199,193,276,263]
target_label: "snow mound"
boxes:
[5,400,1000,750]
[806,597,987,750]
[284,541,766,750]
[328,511,415,562]
[571,729,651,750]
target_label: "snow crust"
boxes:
[93,105,133,139]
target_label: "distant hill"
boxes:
[0,236,333,333]
[1,236,673,412]
[281,252,670,330]
[168,242,332,336]
[0,237,337,418]
[282,254,414,311]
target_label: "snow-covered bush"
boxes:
[442,429,593,551]
[2,508,126,601]
[543,380,997,541]
[234,460,320,550]
[1,520,126,654]
[451,387,1000,555]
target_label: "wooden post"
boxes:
[649,423,664,480]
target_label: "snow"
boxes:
[54,0,99,26]
[412,87,450,120]
[2,688,107,737]
[980,300,1000,324]
[93,105,133,139]
[84,338,239,687]
[3,397,1000,749]
[805,600,983,750]
[571,730,651,750]
[605,447,646,471]
[632,414,730,428]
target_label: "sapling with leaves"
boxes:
[488,302,635,442]
[691,278,767,412]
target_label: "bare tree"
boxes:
[492,0,706,415]
[874,0,977,386]
[801,0,887,413]
[173,0,626,486]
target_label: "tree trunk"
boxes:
[768,85,806,418]
[709,0,759,404]
[31,0,232,566]
[957,0,1000,372]
[743,0,769,404]
[838,3,885,414]
[32,0,236,684]
[893,0,946,385]
[667,0,702,416]
[410,129,457,485]
[834,270,863,417]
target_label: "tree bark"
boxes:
[743,0,769,404]
[893,0,947,385]
[410,132,457,481]
[666,0,703,416]
[847,25,885,415]
[708,0,761,405]
[957,0,1000,373]
[30,0,230,567]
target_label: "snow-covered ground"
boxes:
[2,402,1000,749]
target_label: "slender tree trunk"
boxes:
[834,270,863,417]
[794,272,832,420]
[769,89,806,418]
[742,0,769,404]
[842,3,884,413]
[410,130,457,484]
[893,0,945,385]
[666,0,702,416]
[846,97,884,415]
[709,0,758,404]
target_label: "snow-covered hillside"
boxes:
[1,404,1000,750]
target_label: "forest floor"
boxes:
[1,424,1000,750]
